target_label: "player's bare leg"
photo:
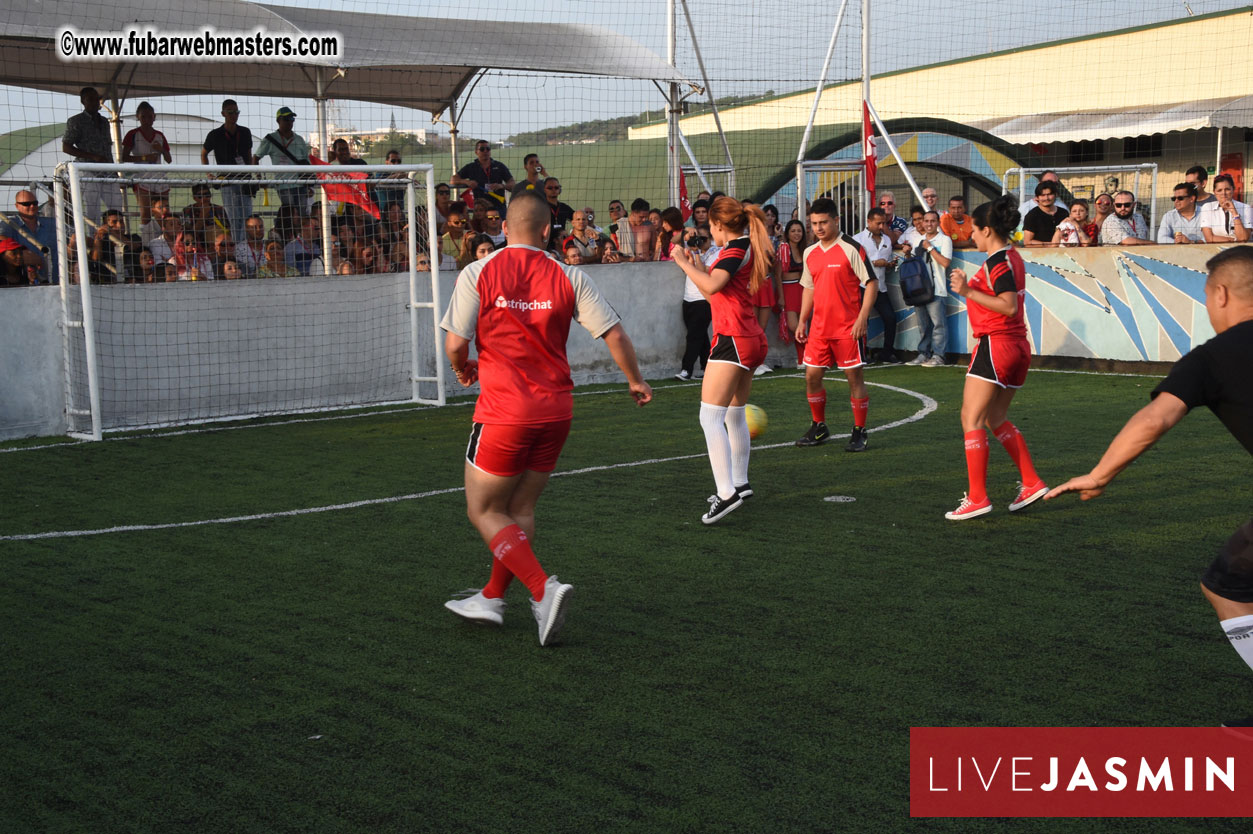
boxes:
[843,365,869,451]
[700,361,752,522]
[796,364,830,446]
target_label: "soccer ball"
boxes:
[745,403,767,439]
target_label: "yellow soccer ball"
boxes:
[745,403,768,439]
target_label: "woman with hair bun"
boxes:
[671,196,773,524]
[945,194,1047,521]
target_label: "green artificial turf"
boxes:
[1,366,1249,833]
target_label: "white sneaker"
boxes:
[922,355,946,367]
[753,364,772,376]
[531,575,573,646]
[674,369,690,380]
[444,590,506,626]
[906,355,927,366]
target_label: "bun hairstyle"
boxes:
[708,196,773,293]
[971,194,1021,242]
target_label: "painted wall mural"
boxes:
[868,244,1220,363]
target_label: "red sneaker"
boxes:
[1008,481,1049,512]
[945,493,992,521]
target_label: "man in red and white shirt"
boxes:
[795,197,878,452]
[439,191,652,646]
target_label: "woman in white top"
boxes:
[120,102,172,226]
[1200,174,1252,243]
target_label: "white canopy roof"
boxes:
[0,0,689,115]
[972,95,1253,145]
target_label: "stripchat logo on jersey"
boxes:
[494,295,553,311]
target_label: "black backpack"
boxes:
[898,248,935,306]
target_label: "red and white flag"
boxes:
[863,101,877,205]
[679,173,692,221]
[309,154,381,219]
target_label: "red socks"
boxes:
[808,391,826,424]
[487,524,548,601]
[482,557,514,599]
[992,421,1041,486]
[964,430,990,504]
[850,396,868,428]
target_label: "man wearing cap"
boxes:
[254,106,312,211]
[0,237,42,287]
[1,191,58,284]
[201,99,254,238]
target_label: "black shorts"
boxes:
[1201,519,1253,603]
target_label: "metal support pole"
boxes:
[678,0,734,174]
[406,175,420,403]
[865,101,925,207]
[316,68,333,276]
[666,0,680,207]
[797,0,849,167]
[861,0,871,217]
[449,102,459,176]
[67,164,103,440]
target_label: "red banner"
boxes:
[309,155,381,219]
[679,173,692,221]
[911,727,1253,817]
[862,100,877,205]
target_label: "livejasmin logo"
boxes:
[927,754,1235,793]
[495,295,553,311]
[910,728,1252,818]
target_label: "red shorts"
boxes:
[749,281,776,309]
[709,331,768,370]
[465,419,572,477]
[967,334,1031,388]
[781,281,803,313]
[803,335,868,370]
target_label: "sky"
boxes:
[0,0,1244,144]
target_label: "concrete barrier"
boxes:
[0,243,1231,439]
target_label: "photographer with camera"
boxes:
[674,224,715,381]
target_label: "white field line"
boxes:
[0,364,1156,457]
[0,379,936,542]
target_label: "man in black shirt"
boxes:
[1020,181,1067,246]
[542,177,574,251]
[1047,246,1253,727]
[450,140,514,213]
[201,99,253,239]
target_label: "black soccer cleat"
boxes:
[795,421,830,447]
[702,493,744,525]
[845,426,868,452]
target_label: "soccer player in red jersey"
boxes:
[794,198,877,452]
[945,194,1047,520]
[439,192,653,645]
[672,196,773,524]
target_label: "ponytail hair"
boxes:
[708,195,773,294]
[971,194,1020,242]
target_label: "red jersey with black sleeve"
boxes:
[439,245,621,425]
[708,236,765,337]
[966,246,1028,340]
[800,234,875,340]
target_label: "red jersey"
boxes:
[439,245,620,425]
[800,234,875,340]
[708,236,766,338]
[966,246,1028,340]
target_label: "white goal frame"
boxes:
[796,159,865,234]
[56,161,444,440]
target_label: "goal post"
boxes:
[57,161,443,439]
[796,159,864,236]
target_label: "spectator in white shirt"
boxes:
[1157,183,1206,244]
[905,211,952,367]
[1099,191,1153,246]
[1200,174,1252,244]
[853,208,901,363]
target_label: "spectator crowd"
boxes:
[0,88,1246,290]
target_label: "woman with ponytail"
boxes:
[671,196,772,524]
[945,194,1048,520]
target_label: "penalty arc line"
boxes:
[0,380,936,542]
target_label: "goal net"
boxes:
[57,161,443,438]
